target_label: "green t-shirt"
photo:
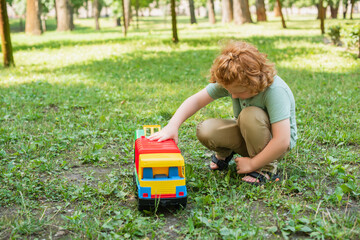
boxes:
[206,75,297,149]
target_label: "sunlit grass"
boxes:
[0,15,359,239]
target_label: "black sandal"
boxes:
[209,152,235,171]
[243,171,281,186]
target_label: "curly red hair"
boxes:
[210,41,276,93]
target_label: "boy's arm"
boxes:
[235,118,290,173]
[148,88,214,144]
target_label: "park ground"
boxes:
[0,15,360,239]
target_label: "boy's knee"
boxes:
[238,106,270,129]
[196,119,218,142]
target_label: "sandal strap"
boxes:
[247,171,268,182]
[247,171,281,183]
[211,154,228,170]
[224,152,235,164]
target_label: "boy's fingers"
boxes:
[157,136,168,142]
[148,134,160,141]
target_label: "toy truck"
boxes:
[133,125,187,210]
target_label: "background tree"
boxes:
[121,0,127,36]
[328,0,340,18]
[94,0,100,29]
[26,0,42,35]
[56,0,72,31]
[170,0,178,43]
[0,0,15,67]
[65,0,87,30]
[132,0,153,19]
[71,0,86,16]
[8,0,26,31]
[134,0,139,28]
[343,0,349,18]
[316,0,327,19]
[123,0,131,28]
[222,0,233,23]
[234,0,253,24]
[189,0,197,24]
[256,0,267,22]
[276,0,286,28]
[207,0,216,24]
[281,0,297,19]
[41,0,55,31]
[242,0,253,23]
[273,0,280,17]
[109,0,122,26]
[319,0,325,34]
[349,0,358,20]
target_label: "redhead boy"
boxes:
[149,41,297,185]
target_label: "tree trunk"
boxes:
[54,0,58,25]
[85,0,89,18]
[350,0,354,19]
[41,15,46,31]
[94,0,100,30]
[0,0,15,67]
[276,0,286,28]
[233,0,253,24]
[68,3,74,30]
[343,0,348,19]
[115,17,121,26]
[330,6,339,19]
[207,0,216,24]
[233,0,241,24]
[121,0,127,36]
[19,17,24,31]
[274,1,281,17]
[56,0,72,31]
[124,0,131,28]
[171,0,178,43]
[135,0,139,29]
[256,0,267,22]
[25,0,42,35]
[189,0,197,24]
[319,0,325,34]
[240,0,252,23]
[222,0,233,23]
[317,4,327,19]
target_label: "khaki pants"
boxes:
[196,106,287,174]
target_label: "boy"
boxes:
[148,41,297,185]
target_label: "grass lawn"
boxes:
[0,15,359,239]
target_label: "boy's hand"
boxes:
[234,157,254,174]
[147,125,179,144]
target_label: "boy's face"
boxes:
[223,82,257,100]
